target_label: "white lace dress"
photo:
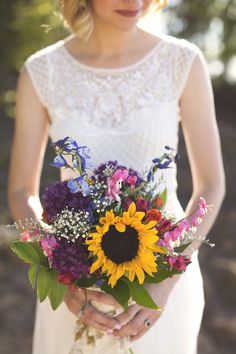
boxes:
[25,33,205,354]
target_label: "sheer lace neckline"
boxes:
[60,35,167,73]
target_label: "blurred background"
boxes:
[0,0,235,353]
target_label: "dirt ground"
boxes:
[0,104,235,354]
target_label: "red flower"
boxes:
[57,273,74,285]
[156,218,172,235]
[152,196,163,209]
[146,209,162,223]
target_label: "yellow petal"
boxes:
[128,202,136,217]
[152,244,167,254]
[134,211,145,220]
[90,258,103,273]
[135,266,145,284]
[99,217,106,224]
[143,220,158,229]
[115,222,126,232]
[128,269,135,282]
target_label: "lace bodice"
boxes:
[25,34,201,203]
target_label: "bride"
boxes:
[8,0,225,353]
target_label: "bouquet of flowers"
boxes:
[10,137,210,353]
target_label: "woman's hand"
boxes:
[113,275,181,341]
[64,287,122,333]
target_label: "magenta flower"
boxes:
[166,256,189,272]
[41,236,58,260]
[107,168,129,201]
[126,175,137,189]
[136,197,149,211]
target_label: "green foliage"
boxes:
[1,0,68,72]
[75,275,98,288]
[11,241,45,264]
[101,279,130,311]
[122,278,160,310]
[11,241,66,310]
[167,0,236,83]
[144,269,182,284]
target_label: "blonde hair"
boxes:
[59,0,168,41]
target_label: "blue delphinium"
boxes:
[67,177,91,196]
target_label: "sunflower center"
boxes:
[101,225,139,264]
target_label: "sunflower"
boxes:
[86,202,165,288]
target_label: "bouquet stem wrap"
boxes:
[69,301,132,354]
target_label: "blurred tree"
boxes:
[167,0,236,85]
[0,0,67,73]
[0,0,235,113]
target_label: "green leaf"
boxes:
[75,275,98,288]
[100,278,130,311]
[28,263,38,289]
[37,266,54,302]
[123,279,159,310]
[144,269,182,284]
[174,242,192,253]
[48,271,67,310]
[11,241,41,264]
[160,188,167,207]
[30,242,48,266]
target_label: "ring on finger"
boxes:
[144,319,152,328]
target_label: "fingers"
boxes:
[113,309,162,338]
[130,313,160,341]
[81,303,122,333]
[114,304,140,325]
[64,288,122,332]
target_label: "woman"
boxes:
[8,0,225,353]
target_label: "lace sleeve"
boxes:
[172,40,202,102]
[24,49,52,108]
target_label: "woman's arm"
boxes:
[8,67,49,221]
[8,67,120,333]
[113,49,226,340]
[180,50,225,255]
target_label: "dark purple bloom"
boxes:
[42,181,92,222]
[51,238,91,280]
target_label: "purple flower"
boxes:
[51,238,91,280]
[42,181,92,222]
[67,177,91,196]
[93,161,142,185]
[51,155,67,168]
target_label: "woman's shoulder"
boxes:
[25,38,65,66]
[160,33,202,58]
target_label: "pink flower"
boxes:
[41,236,58,259]
[166,256,189,272]
[20,232,31,241]
[178,220,190,233]
[136,197,149,211]
[126,175,137,189]
[199,197,207,210]
[113,168,129,182]
[107,169,129,201]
